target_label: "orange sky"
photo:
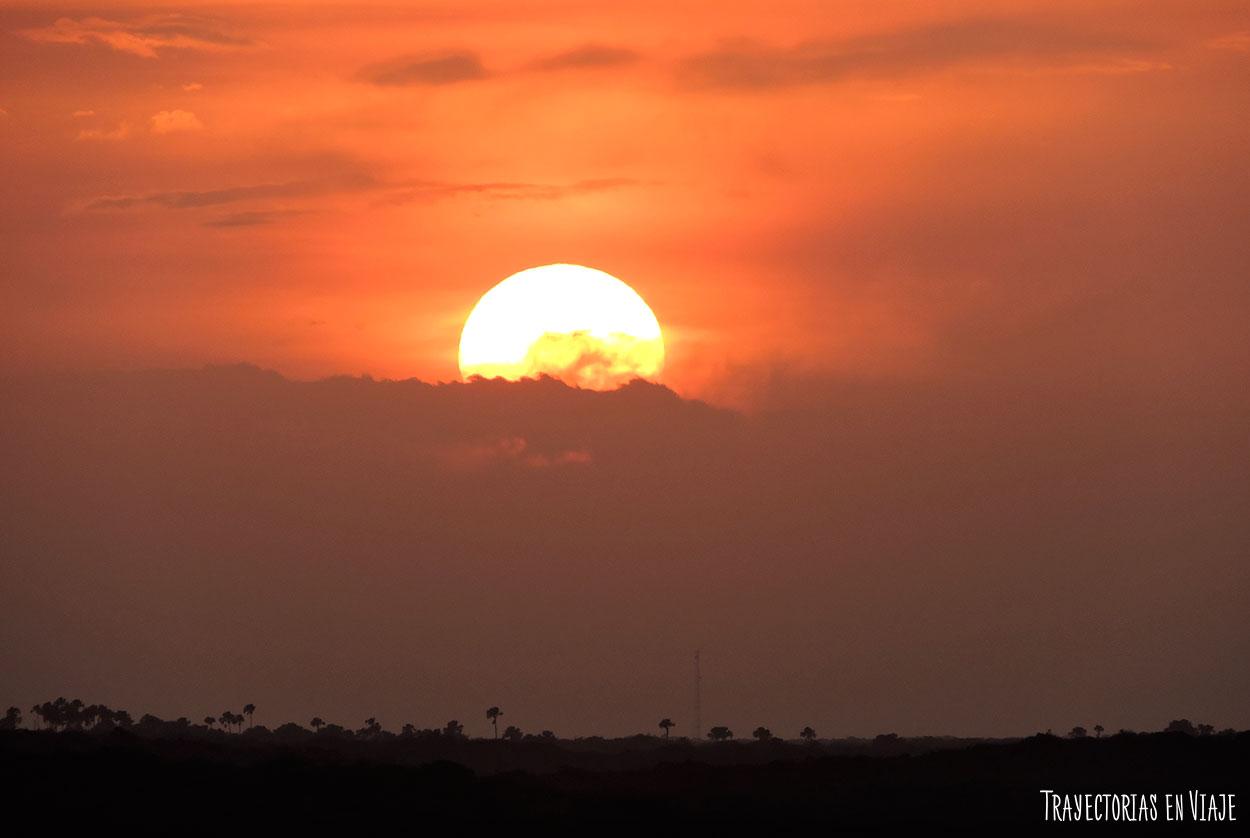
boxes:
[2,0,1249,402]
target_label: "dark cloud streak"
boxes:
[79,174,640,216]
[203,209,310,228]
[530,44,639,71]
[356,51,487,86]
[681,18,1157,88]
[380,177,641,205]
[81,174,377,212]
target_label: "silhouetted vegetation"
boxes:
[1166,718,1197,735]
[2,701,1245,831]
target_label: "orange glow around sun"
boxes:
[458,264,664,390]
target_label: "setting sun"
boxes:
[458,264,664,390]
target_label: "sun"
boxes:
[458,264,664,390]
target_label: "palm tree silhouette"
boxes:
[486,707,502,739]
[659,718,675,738]
[707,726,733,741]
[243,704,255,728]
[1094,724,1104,738]
[752,726,772,742]
[204,716,216,729]
[800,726,817,743]
[310,717,324,732]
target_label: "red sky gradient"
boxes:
[1,2,1248,737]
[1,1,1247,401]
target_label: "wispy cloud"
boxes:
[81,174,376,212]
[76,121,131,141]
[357,51,487,86]
[438,436,592,471]
[78,173,635,217]
[1206,31,1250,52]
[680,18,1159,89]
[19,14,251,59]
[150,110,203,134]
[531,44,639,71]
[203,209,310,228]
[382,177,640,204]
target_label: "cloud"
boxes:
[72,109,96,118]
[462,330,665,391]
[680,18,1157,88]
[78,172,630,220]
[19,15,251,59]
[521,331,663,391]
[1206,31,1250,52]
[357,51,487,86]
[382,177,639,205]
[150,110,203,134]
[0,107,8,118]
[76,122,131,141]
[531,44,639,71]
[182,82,204,92]
[203,209,309,228]
[81,173,376,212]
[438,435,593,470]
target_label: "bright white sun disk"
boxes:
[458,264,664,390]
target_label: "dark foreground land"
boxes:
[2,730,1247,833]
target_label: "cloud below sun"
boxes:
[467,330,665,391]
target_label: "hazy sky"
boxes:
[1,2,1248,737]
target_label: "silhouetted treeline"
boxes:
[3,698,1244,778]
[8,698,1240,742]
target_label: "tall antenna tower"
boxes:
[694,649,702,741]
